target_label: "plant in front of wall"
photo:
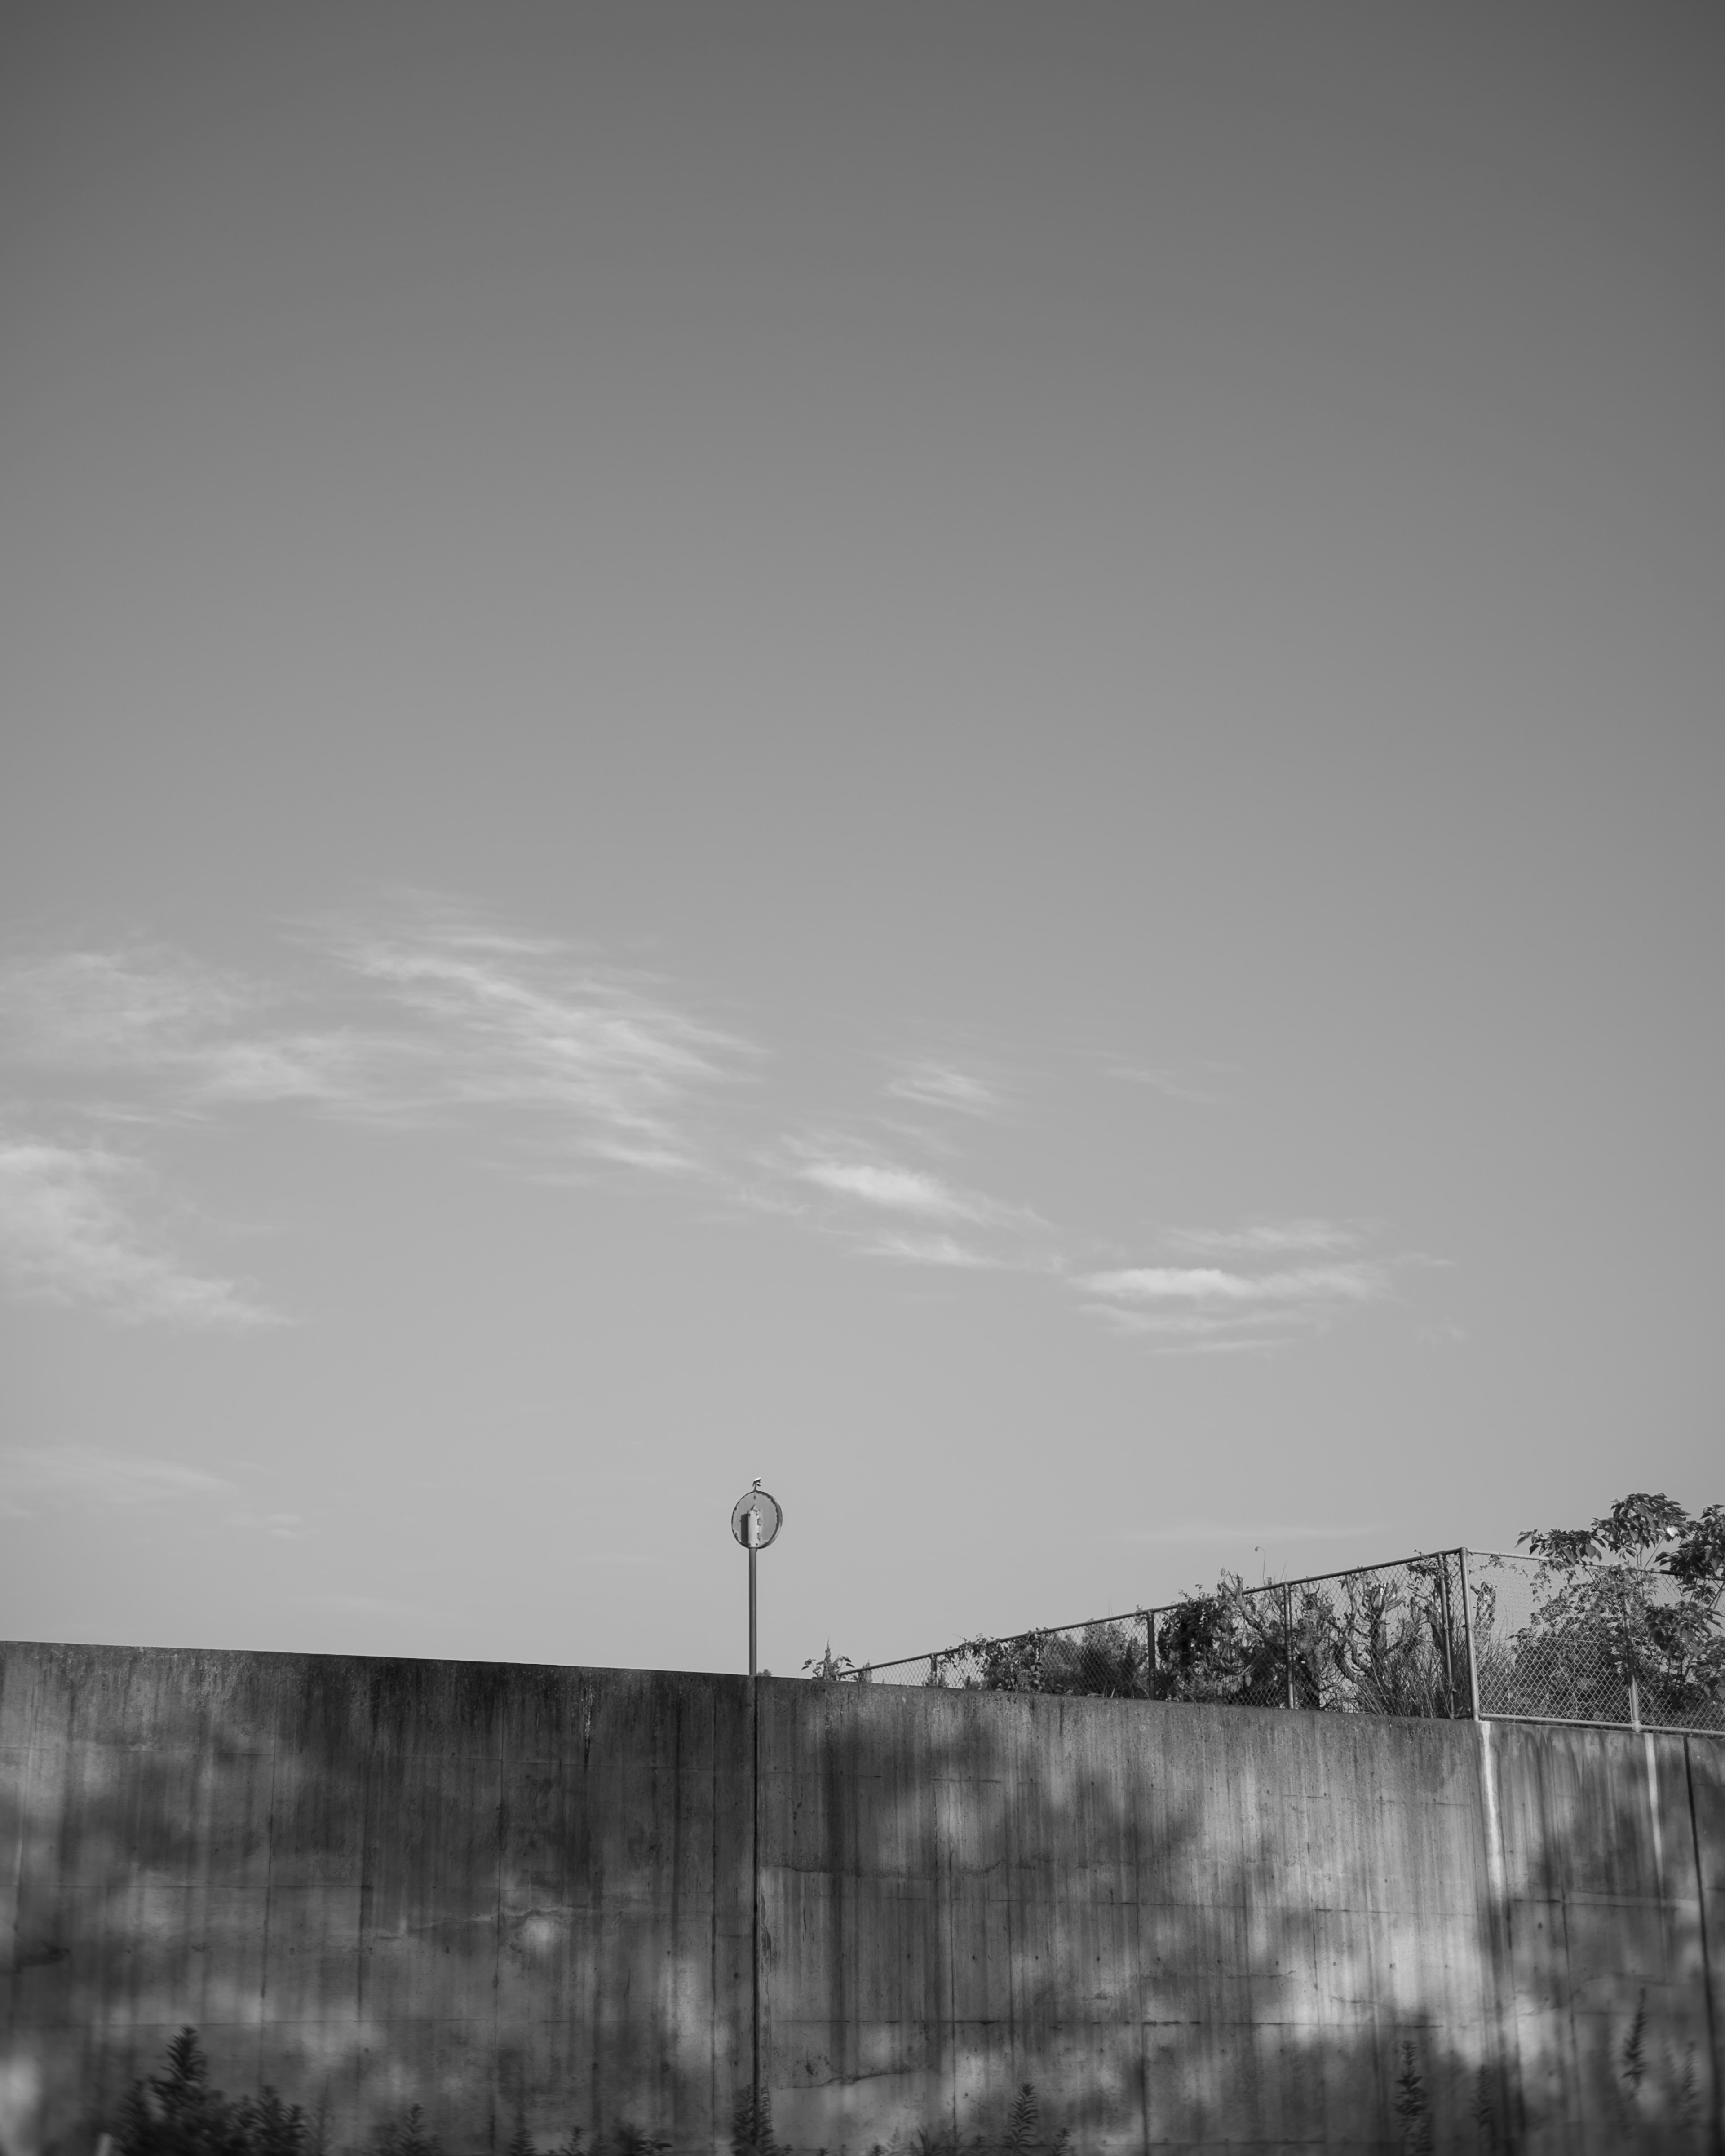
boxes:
[504,2129,587,2156]
[731,2088,779,2156]
[1393,2042,1433,2156]
[1468,2064,1497,2151]
[1004,2086,1040,2156]
[1610,1989,1650,2140]
[803,1643,863,1680]
[1670,2042,1700,2142]
[369,2106,440,2156]
[116,2028,310,2156]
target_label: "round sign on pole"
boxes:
[731,1485,783,1551]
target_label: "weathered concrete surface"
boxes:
[0,1645,752,2152]
[763,1684,1723,2153]
[1,1641,1720,2154]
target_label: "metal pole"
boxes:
[1438,1559,1457,1718]
[1283,1582,1296,1710]
[1459,1548,1482,1720]
[749,1520,761,2132]
[751,1642,761,2133]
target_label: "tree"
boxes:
[1517,1493,1725,1727]
[116,2029,308,2156]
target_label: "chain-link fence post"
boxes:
[1458,1548,1481,1719]
[1283,1582,1296,1709]
[1437,1556,1457,1718]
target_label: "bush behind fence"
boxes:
[844,1549,1725,1734]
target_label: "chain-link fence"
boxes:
[1466,1551,1724,1732]
[844,1548,1725,1734]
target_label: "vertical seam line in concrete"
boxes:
[1477,1721,1525,2152]
[1682,1737,1724,2156]
[492,1693,505,2149]
[1,1651,35,2050]
[1645,1733,1668,1979]
[710,1683,721,2138]
[1134,1718,1150,2156]
[257,1659,281,2090]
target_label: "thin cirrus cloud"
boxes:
[794,1158,985,1220]
[1077,1224,1393,1352]
[861,1231,1005,1271]
[0,921,759,1175]
[1163,1219,1372,1258]
[0,943,402,1112]
[0,1443,238,1519]
[1083,1264,1387,1306]
[0,919,1431,1347]
[327,921,758,1173]
[0,946,258,1074]
[1118,1519,1392,1545]
[0,1133,280,1329]
[778,1137,1052,1276]
[885,1062,1007,1119]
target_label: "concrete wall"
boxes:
[2,1642,1721,2155]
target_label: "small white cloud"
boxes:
[225,1506,308,1540]
[0,945,398,1112]
[886,1063,1005,1118]
[0,923,757,1180]
[0,947,257,1071]
[1081,1304,1286,1352]
[0,1134,280,1329]
[193,1032,398,1106]
[798,1159,976,1217]
[1106,1062,1236,1104]
[865,1231,1002,1269]
[1078,1254,1392,1353]
[1165,1219,1367,1258]
[0,1444,237,1519]
[1080,1262,1387,1306]
[1119,1519,1390,1544]
[331,919,755,1171]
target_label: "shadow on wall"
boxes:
[761,1683,1720,2153]
[0,1647,754,2150]
[0,1644,1721,2154]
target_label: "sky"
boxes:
[2,3,1721,1679]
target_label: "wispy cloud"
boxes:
[0,1443,237,1519]
[325,919,756,1171]
[1163,1219,1369,1258]
[785,1138,1048,1261]
[1078,1254,1391,1351]
[1082,1262,1386,1307]
[0,914,1443,1350]
[1106,1061,1237,1105]
[796,1158,982,1219]
[863,1231,1004,1269]
[0,946,257,1071]
[885,1062,1007,1119]
[0,1134,280,1328]
[1118,1519,1390,1544]
[0,944,402,1111]
[0,923,757,1170]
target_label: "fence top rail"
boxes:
[1485,1711,1725,1738]
[1462,1547,1679,1567]
[851,1547,1470,1678]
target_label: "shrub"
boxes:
[115,2029,309,2156]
